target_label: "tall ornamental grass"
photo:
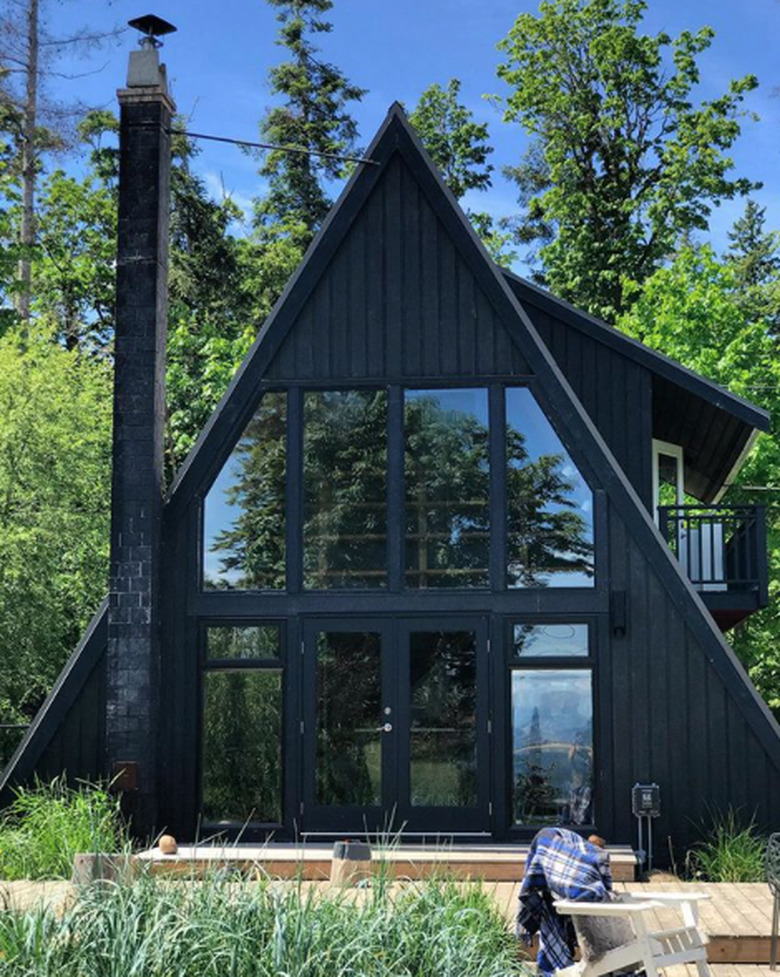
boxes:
[0,777,128,881]
[0,873,528,977]
[686,809,767,882]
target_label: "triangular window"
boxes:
[203,392,287,590]
[506,387,594,587]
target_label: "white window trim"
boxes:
[652,439,684,526]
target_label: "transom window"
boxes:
[201,385,595,591]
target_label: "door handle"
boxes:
[375,723,393,733]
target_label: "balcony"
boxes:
[658,505,769,630]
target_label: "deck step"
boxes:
[136,842,638,882]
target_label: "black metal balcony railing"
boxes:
[658,504,768,603]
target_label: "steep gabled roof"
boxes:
[502,269,770,433]
[503,270,770,502]
[3,103,778,829]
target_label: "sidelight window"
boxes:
[510,622,594,827]
[201,624,284,825]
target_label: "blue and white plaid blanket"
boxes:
[516,828,613,977]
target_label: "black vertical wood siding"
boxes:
[604,505,778,858]
[519,300,654,510]
[0,602,108,805]
[32,657,106,785]
[266,156,531,382]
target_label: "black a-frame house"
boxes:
[2,101,777,861]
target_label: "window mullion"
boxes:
[387,385,404,592]
[287,387,304,594]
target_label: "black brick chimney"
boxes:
[106,39,175,834]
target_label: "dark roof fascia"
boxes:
[165,110,403,520]
[503,269,771,433]
[0,599,107,801]
[388,109,780,771]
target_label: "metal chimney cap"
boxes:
[128,14,177,46]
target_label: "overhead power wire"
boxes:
[171,128,379,167]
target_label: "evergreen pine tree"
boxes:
[255,0,365,246]
[726,199,780,334]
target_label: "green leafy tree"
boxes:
[408,79,514,265]
[61,111,260,472]
[0,322,112,730]
[617,244,780,713]
[32,165,116,350]
[409,79,492,201]
[165,130,259,471]
[496,0,758,321]
[0,68,23,329]
[255,0,365,245]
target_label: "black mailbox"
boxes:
[632,782,660,818]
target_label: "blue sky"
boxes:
[41,0,780,273]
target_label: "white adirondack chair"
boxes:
[552,892,711,977]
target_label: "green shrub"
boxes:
[686,809,767,882]
[0,777,128,881]
[0,873,528,977]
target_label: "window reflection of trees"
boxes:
[204,392,287,590]
[405,393,490,588]
[409,630,477,807]
[202,670,282,823]
[507,390,594,587]
[203,385,595,591]
[304,391,388,589]
[315,632,382,807]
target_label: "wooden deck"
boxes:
[136,842,639,882]
[489,880,777,965]
[0,876,776,968]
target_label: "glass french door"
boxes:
[301,617,490,835]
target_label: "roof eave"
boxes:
[502,268,771,434]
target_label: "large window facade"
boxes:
[197,383,600,837]
[203,384,594,592]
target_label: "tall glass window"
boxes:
[512,668,593,826]
[315,631,382,806]
[201,624,283,824]
[506,388,594,587]
[304,390,388,589]
[409,630,477,807]
[203,392,286,590]
[405,388,490,588]
[510,620,593,827]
